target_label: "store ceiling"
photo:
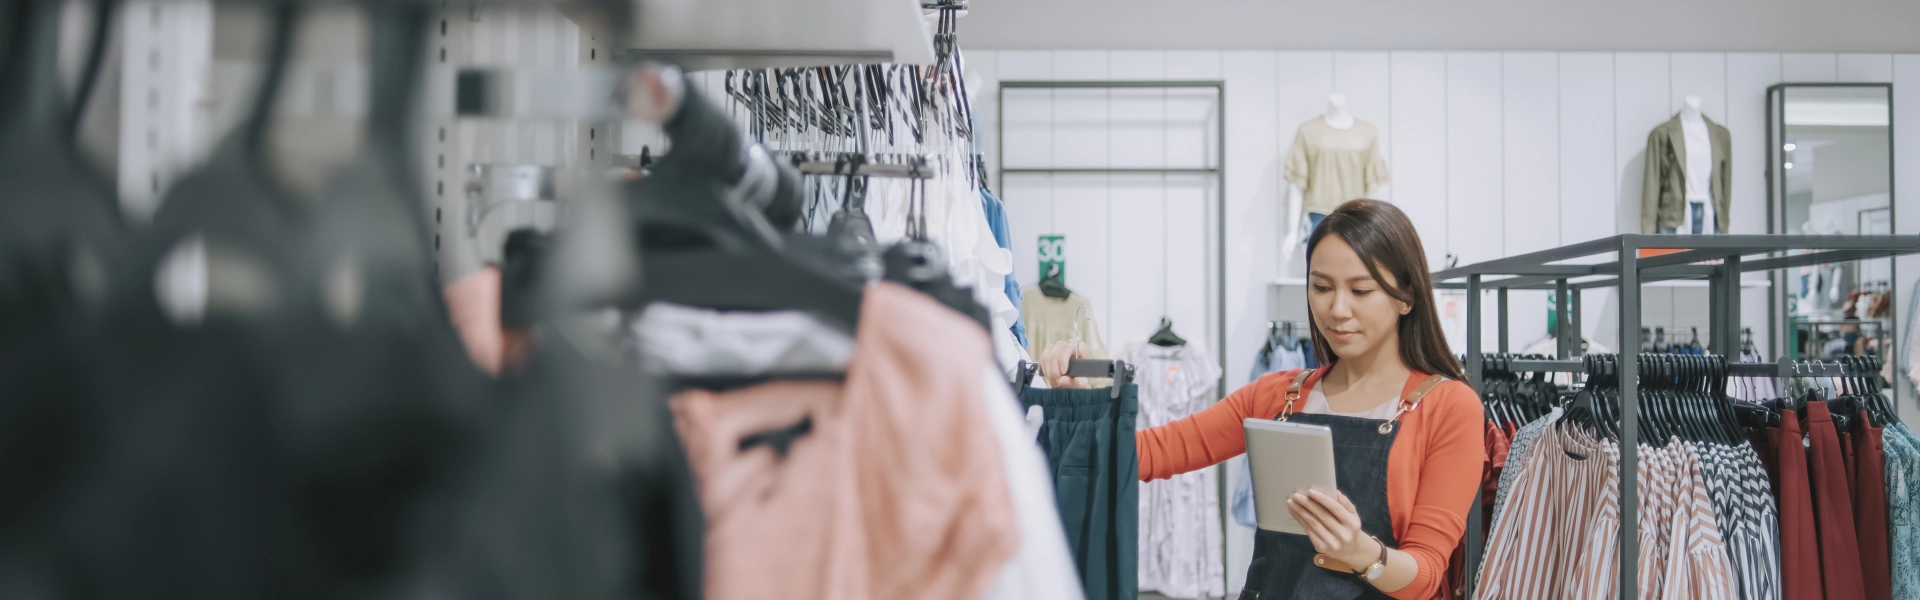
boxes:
[961,0,1920,53]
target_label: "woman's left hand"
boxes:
[1288,489,1380,570]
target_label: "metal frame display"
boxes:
[996,80,1231,595]
[1435,233,1920,599]
[995,79,1228,398]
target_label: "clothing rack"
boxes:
[785,152,936,179]
[1435,234,1920,600]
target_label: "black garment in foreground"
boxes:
[1019,385,1139,600]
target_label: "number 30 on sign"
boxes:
[1037,235,1065,282]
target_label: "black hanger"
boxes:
[1148,318,1187,347]
[826,156,876,246]
[1037,263,1071,299]
[627,78,863,335]
[1065,359,1135,399]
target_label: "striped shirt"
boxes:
[1479,422,1613,599]
[1665,442,1737,600]
[1478,420,1743,600]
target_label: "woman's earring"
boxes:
[1400,307,1410,315]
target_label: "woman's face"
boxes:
[1309,234,1411,361]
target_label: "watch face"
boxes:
[1366,563,1385,580]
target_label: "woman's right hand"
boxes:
[1038,340,1091,389]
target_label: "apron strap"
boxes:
[1278,369,1448,433]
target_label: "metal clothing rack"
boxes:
[1436,233,1920,599]
[997,78,1229,595]
[995,79,1228,399]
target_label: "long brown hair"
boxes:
[1304,199,1466,381]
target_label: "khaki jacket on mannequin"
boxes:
[1641,114,1731,233]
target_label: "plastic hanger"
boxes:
[1037,263,1071,299]
[1148,318,1187,347]
[627,77,863,335]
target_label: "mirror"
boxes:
[1766,83,1896,362]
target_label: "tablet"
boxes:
[1243,418,1339,535]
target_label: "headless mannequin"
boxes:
[1680,94,1703,121]
[1282,93,1383,265]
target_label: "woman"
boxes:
[1041,199,1484,600]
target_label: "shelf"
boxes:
[573,0,937,72]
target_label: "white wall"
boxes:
[972,49,1920,592]
[962,0,1920,54]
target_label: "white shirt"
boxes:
[1299,386,1402,420]
[1679,112,1716,235]
[1123,343,1227,599]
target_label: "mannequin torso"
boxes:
[1677,95,1715,234]
[1322,93,1355,130]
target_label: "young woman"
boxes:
[1041,199,1484,600]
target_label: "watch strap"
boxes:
[1362,535,1388,579]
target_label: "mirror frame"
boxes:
[1764,82,1898,409]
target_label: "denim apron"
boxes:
[1240,368,1445,600]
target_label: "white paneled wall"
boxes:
[973,50,1920,590]
[976,49,1920,379]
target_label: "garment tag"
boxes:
[1166,365,1179,384]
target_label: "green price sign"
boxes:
[1038,235,1065,283]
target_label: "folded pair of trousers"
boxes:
[1020,385,1139,600]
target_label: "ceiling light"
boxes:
[1784,143,1797,151]
[1785,162,1795,169]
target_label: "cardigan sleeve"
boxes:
[1641,129,1666,234]
[1137,370,1294,482]
[1385,381,1487,600]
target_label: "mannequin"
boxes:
[1676,95,1715,235]
[1680,94,1703,120]
[1320,92,1355,130]
[1642,94,1728,234]
[1281,93,1386,266]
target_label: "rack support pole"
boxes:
[1467,274,1483,388]
[1463,273,1483,600]
[1572,284,1583,355]
[1617,238,1642,600]
[1556,279,1573,358]
[1497,287,1510,353]
[1721,255,1742,356]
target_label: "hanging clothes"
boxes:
[1477,358,1776,600]
[1022,290,1108,357]
[661,283,1021,600]
[980,188,1028,348]
[1021,383,1140,600]
[1120,343,1225,599]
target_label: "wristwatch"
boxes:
[1357,536,1388,582]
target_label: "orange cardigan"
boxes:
[1136,368,1486,600]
